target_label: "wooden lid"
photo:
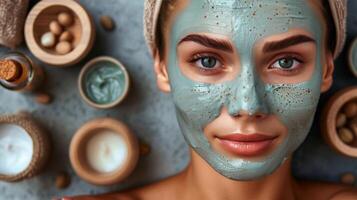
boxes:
[321,87,357,157]
[0,112,51,182]
[0,60,21,81]
[70,118,139,186]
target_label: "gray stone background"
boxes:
[1,0,357,199]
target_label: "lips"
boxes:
[216,133,278,157]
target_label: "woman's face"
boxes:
[159,0,331,180]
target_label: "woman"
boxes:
[65,0,357,199]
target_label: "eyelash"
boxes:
[268,55,304,74]
[188,53,224,73]
[187,53,304,75]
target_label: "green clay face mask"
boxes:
[84,61,126,105]
[167,0,324,180]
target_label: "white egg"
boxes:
[40,32,56,48]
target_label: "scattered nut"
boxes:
[343,102,357,118]
[58,12,73,27]
[336,113,347,128]
[59,31,73,42]
[139,142,151,156]
[338,128,355,144]
[55,171,71,189]
[49,21,63,35]
[341,173,356,185]
[55,41,72,55]
[100,15,115,31]
[35,93,52,105]
[40,32,56,48]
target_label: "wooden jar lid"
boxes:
[69,118,139,185]
[24,0,95,67]
[0,112,51,182]
[321,87,357,157]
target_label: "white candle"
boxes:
[0,124,33,175]
[86,130,128,173]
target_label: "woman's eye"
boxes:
[194,56,222,70]
[271,57,301,71]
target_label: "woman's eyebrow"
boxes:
[263,35,316,53]
[178,34,234,53]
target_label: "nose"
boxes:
[227,68,269,117]
[233,110,267,120]
[227,84,269,117]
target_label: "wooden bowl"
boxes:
[78,56,130,109]
[24,0,95,67]
[321,87,357,157]
[69,118,139,185]
[0,112,51,182]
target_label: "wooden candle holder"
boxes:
[24,0,95,67]
[0,112,51,182]
[70,118,139,186]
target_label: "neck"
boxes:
[180,149,297,200]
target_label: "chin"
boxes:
[179,121,298,181]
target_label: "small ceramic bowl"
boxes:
[78,56,130,109]
[24,0,95,67]
[69,118,139,186]
[0,112,50,182]
[321,87,357,157]
[348,38,357,77]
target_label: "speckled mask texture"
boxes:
[167,0,323,180]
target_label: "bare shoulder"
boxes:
[296,180,357,200]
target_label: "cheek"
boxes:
[264,44,324,131]
[266,81,321,137]
[171,81,227,130]
[168,44,227,130]
[268,86,316,111]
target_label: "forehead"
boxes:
[171,0,323,42]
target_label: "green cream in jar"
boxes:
[82,59,128,106]
[349,38,357,77]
